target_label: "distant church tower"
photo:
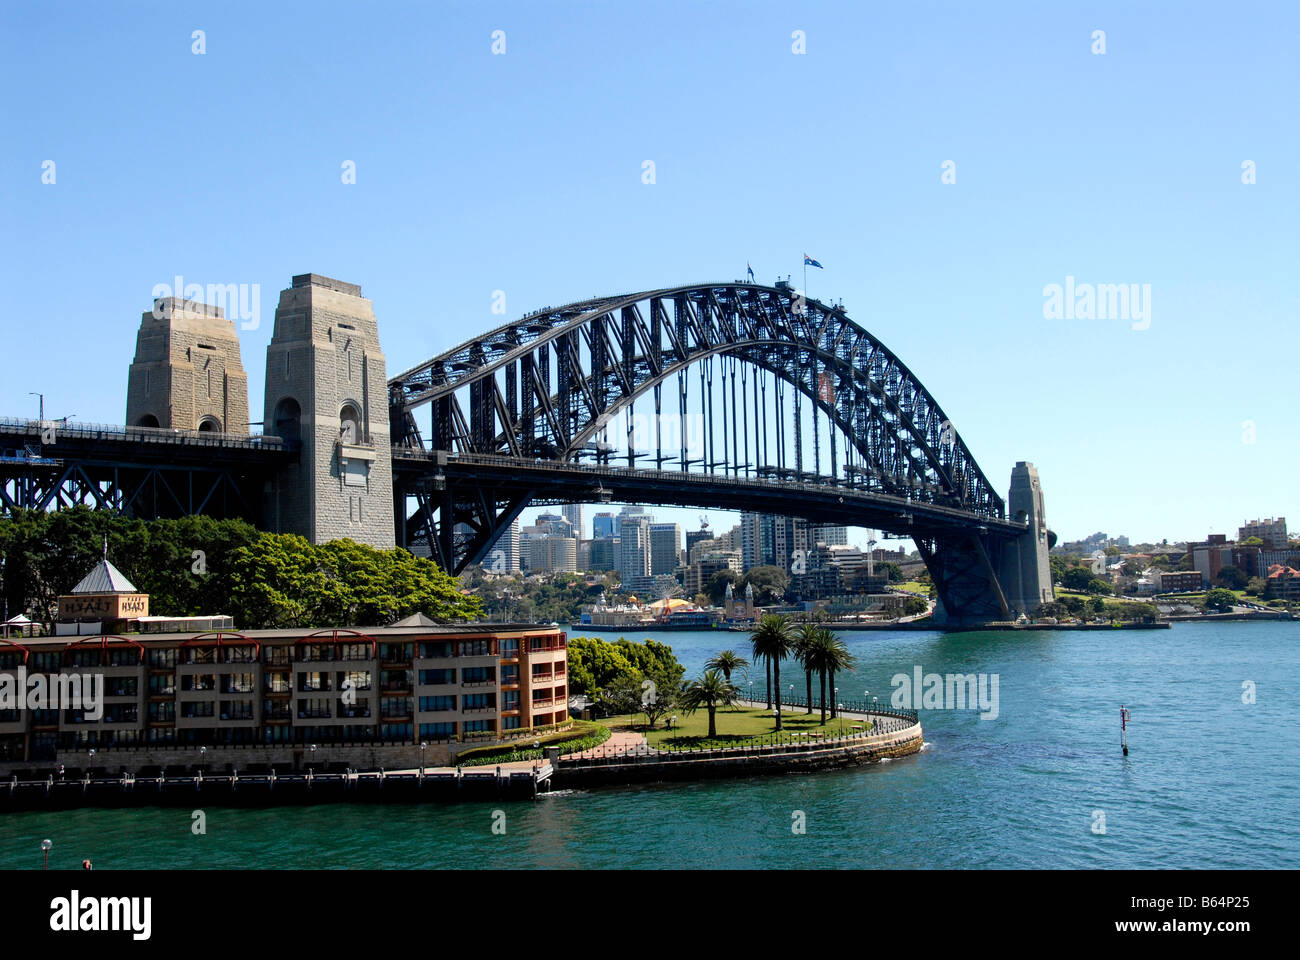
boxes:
[125,297,249,433]
[262,274,394,549]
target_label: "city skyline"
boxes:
[2,2,1294,544]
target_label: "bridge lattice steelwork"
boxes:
[388,283,1028,620]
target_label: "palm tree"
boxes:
[793,623,821,714]
[679,669,738,738]
[750,614,793,731]
[805,628,837,723]
[704,650,748,684]
[704,650,748,711]
[824,631,857,719]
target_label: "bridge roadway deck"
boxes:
[392,449,1027,537]
[0,417,293,469]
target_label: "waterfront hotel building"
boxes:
[0,622,568,768]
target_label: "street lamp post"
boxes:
[41,839,51,870]
[309,744,317,775]
[419,741,427,783]
[837,704,844,736]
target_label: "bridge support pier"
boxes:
[925,461,1053,627]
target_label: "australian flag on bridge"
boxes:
[803,253,823,269]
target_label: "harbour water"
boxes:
[1,621,1295,869]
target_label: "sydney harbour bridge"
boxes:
[0,277,1053,626]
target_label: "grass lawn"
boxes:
[603,705,870,749]
[897,581,931,595]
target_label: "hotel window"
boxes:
[419,722,455,739]
[263,725,294,744]
[381,723,413,741]
[462,666,494,684]
[341,669,372,691]
[146,727,175,745]
[503,690,520,710]
[379,698,410,719]
[463,719,494,733]
[458,640,491,657]
[263,646,290,666]
[298,672,330,692]
[419,668,455,685]
[299,698,331,719]
[419,641,453,658]
[222,673,255,694]
[531,662,553,678]
[148,673,176,696]
[71,650,100,667]
[182,674,216,692]
[502,715,522,730]
[499,639,520,657]
[264,673,291,694]
[500,664,519,683]
[464,693,495,710]
[223,646,256,664]
[220,701,254,721]
[182,702,214,719]
[30,651,60,672]
[105,677,138,697]
[339,643,370,661]
[379,643,413,662]
[419,695,456,712]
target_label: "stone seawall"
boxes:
[554,722,925,788]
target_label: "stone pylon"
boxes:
[997,461,1054,615]
[262,274,394,548]
[125,298,249,433]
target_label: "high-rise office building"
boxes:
[562,504,584,539]
[649,523,683,576]
[617,515,651,585]
[592,512,619,539]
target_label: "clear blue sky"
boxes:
[2,1,1295,549]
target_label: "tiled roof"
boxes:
[70,560,138,594]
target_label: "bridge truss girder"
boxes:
[0,459,266,523]
[389,283,1004,520]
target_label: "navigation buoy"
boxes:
[1120,704,1131,756]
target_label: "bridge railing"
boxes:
[0,417,286,451]
[393,449,1022,527]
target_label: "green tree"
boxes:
[707,569,739,605]
[1086,578,1114,595]
[792,623,820,714]
[822,631,857,719]
[902,595,929,617]
[679,669,738,738]
[741,566,790,606]
[566,636,640,700]
[750,614,793,730]
[703,649,748,684]
[1204,588,1237,612]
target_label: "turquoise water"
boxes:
[2,621,1296,869]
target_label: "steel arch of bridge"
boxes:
[388,283,1020,582]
